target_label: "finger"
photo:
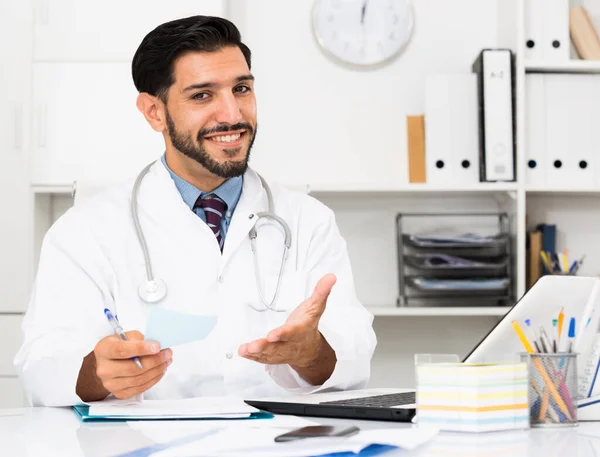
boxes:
[238,338,270,357]
[96,349,172,379]
[125,330,144,341]
[112,369,168,400]
[96,337,160,360]
[267,323,301,343]
[309,274,336,315]
[241,343,292,365]
[104,360,170,393]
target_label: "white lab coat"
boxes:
[15,159,376,406]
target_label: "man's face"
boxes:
[163,46,257,178]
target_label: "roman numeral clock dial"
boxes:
[312,0,414,67]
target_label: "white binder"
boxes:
[542,0,570,61]
[525,0,544,60]
[545,75,595,188]
[525,74,547,187]
[472,50,515,182]
[424,74,479,185]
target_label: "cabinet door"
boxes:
[0,316,24,377]
[0,1,33,312]
[0,378,26,408]
[33,0,226,62]
[32,63,164,185]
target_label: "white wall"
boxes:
[236,0,501,188]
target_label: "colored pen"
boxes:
[568,317,576,353]
[104,308,143,369]
[552,319,558,353]
[511,321,571,418]
[524,319,541,352]
[538,326,553,354]
[558,307,565,345]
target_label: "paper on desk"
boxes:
[150,425,438,457]
[88,396,258,420]
[128,415,319,444]
[145,308,217,348]
[0,408,30,417]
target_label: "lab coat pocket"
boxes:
[263,270,309,331]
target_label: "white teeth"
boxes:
[210,133,241,143]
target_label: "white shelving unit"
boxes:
[366,306,512,317]
[525,59,600,74]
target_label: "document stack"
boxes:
[396,212,512,307]
[415,355,529,433]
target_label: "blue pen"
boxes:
[104,308,143,369]
[568,317,576,353]
[569,260,578,274]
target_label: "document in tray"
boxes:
[145,308,217,348]
[84,396,261,420]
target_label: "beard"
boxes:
[165,109,256,179]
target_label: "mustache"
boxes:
[198,122,254,139]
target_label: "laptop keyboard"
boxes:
[320,392,416,408]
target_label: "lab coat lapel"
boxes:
[220,168,265,270]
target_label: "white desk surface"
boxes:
[1,407,600,457]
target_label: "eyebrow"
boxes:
[182,74,255,93]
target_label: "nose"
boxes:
[214,92,243,125]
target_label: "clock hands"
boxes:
[361,0,368,25]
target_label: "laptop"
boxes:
[245,388,417,422]
[246,276,600,422]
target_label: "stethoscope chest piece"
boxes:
[138,278,167,303]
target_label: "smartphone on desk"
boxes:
[274,425,360,442]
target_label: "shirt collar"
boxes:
[161,154,243,212]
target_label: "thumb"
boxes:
[307,273,337,317]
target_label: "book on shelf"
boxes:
[570,6,600,60]
[406,115,426,183]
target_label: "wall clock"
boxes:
[312,0,414,67]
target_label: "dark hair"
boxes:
[132,15,251,101]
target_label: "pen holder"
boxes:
[520,353,578,427]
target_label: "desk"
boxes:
[1,408,600,457]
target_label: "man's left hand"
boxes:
[238,274,337,384]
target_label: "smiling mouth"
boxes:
[203,131,246,146]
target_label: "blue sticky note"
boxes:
[145,308,217,348]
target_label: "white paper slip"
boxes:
[145,308,217,348]
[150,425,438,457]
[128,415,319,443]
[88,396,259,419]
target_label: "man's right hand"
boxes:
[76,331,172,402]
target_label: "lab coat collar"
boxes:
[144,158,265,270]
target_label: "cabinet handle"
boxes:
[38,104,47,148]
[14,104,23,150]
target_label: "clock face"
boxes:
[312,0,414,66]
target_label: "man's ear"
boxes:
[136,93,166,133]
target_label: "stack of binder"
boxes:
[396,213,513,307]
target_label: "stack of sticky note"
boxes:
[415,362,529,432]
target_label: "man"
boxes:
[15,16,376,406]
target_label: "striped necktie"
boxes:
[195,194,227,250]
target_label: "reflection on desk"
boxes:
[2,408,600,457]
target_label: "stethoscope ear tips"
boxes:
[139,278,167,303]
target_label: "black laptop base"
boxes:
[244,400,416,422]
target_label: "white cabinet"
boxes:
[31,63,164,185]
[0,1,33,313]
[0,378,26,408]
[0,316,24,377]
[33,0,227,62]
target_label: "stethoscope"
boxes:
[132,161,292,312]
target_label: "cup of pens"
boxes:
[520,352,578,427]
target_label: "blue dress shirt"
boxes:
[161,154,243,241]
